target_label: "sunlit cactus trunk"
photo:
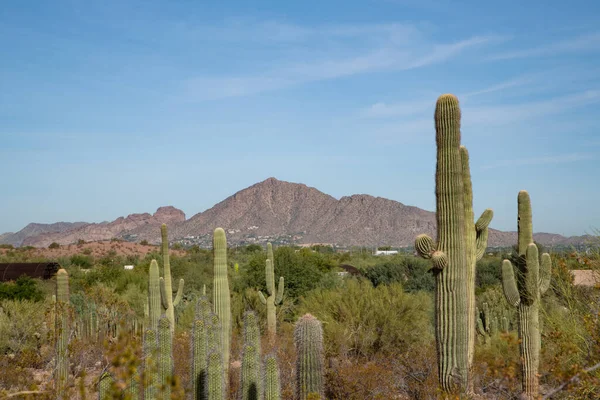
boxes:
[212,228,231,380]
[55,269,70,400]
[501,191,551,400]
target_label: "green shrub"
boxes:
[0,276,44,302]
[363,255,434,292]
[0,299,49,354]
[48,242,60,249]
[298,278,433,358]
[70,254,94,268]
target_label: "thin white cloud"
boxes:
[181,19,502,101]
[489,32,600,61]
[482,153,595,170]
[463,90,600,126]
[361,74,532,119]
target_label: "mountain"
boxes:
[1,178,590,248]
[17,207,185,248]
[0,222,88,247]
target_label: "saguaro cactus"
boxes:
[501,191,551,400]
[55,268,70,400]
[294,314,324,400]
[212,228,231,378]
[414,94,492,392]
[241,311,262,400]
[258,245,285,339]
[264,354,281,400]
[160,224,184,334]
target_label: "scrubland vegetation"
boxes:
[0,237,599,399]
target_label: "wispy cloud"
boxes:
[489,32,600,61]
[463,90,600,126]
[180,20,502,100]
[361,74,533,119]
[482,153,595,169]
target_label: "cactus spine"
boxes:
[264,354,281,400]
[161,224,184,334]
[414,94,492,392]
[55,268,70,399]
[158,316,173,400]
[212,228,231,379]
[501,191,551,399]
[294,314,324,400]
[258,243,285,340]
[241,311,262,400]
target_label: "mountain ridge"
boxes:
[0,177,590,248]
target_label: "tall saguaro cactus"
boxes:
[258,244,285,339]
[212,228,231,379]
[160,224,184,334]
[294,314,324,400]
[414,94,492,392]
[55,268,70,400]
[501,191,551,399]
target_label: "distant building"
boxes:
[124,265,134,270]
[375,250,398,256]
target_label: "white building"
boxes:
[375,250,398,256]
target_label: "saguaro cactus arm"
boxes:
[159,278,169,311]
[258,291,267,305]
[148,260,161,330]
[275,277,284,305]
[522,243,540,305]
[173,278,184,307]
[415,234,436,259]
[502,260,521,307]
[475,209,494,260]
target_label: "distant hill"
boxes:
[1,177,590,248]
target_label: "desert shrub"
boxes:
[0,276,44,302]
[0,299,49,354]
[140,239,149,246]
[298,278,433,358]
[70,254,94,268]
[0,244,14,249]
[476,255,503,291]
[325,356,400,399]
[363,255,434,292]
[48,242,60,249]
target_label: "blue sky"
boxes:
[1,0,599,236]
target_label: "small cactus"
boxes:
[264,354,281,400]
[294,314,324,400]
[55,269,70,400]
[191,315,208,400]
[98,372,115,400]
[206,351,225,400]
[158,316,173,399]
[241,311,262,400]
[143,329,159,400]
[258,243,285,340]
